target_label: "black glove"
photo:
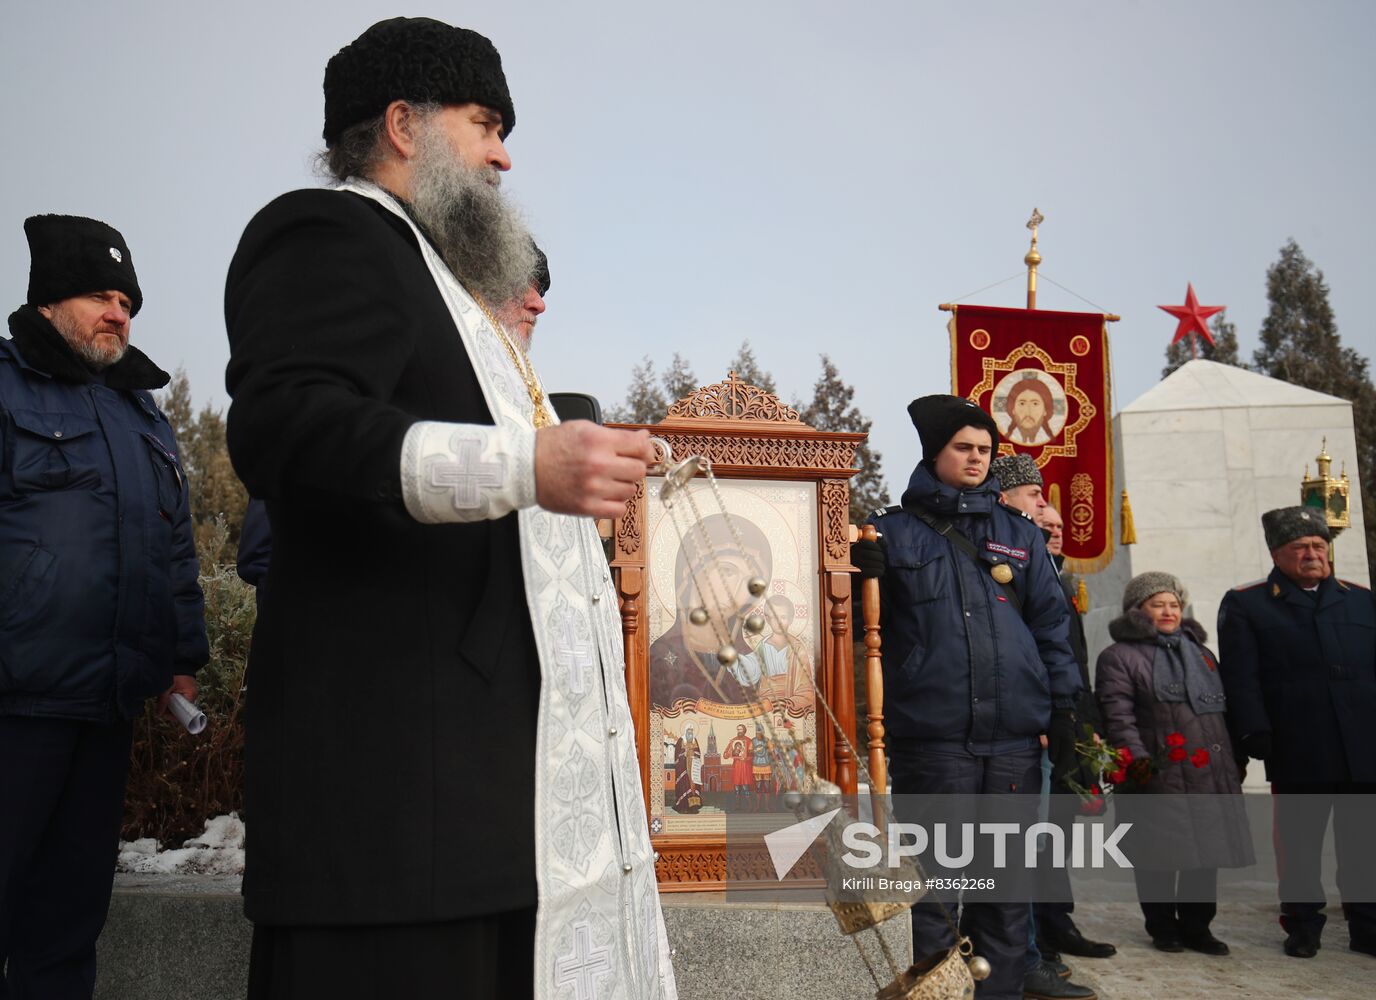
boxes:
[1240,731,1272,761]
[1047,708,1080,788]
[850,538,886,580]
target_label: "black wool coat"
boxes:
[224,188,541,926]
[1217,568,1376,785]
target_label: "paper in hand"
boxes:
[169,693,208,735]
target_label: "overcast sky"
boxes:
[5,1,1373,497]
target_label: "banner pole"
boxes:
[1025,207,1044,309]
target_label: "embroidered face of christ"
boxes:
[1005,379,1055,443]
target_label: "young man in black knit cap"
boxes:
[224,17,672,1000]
[0,215,207,999]
[852,395,1086,1000]
[987,455,1116,972]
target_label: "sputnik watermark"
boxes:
[763,815,1133,881]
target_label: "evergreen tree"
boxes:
[157,370,250,567]
[798,355,888,523]
[606,356,667,424]
[727,340,777,394]
[1162,308,1244,378]
[1250,239,1376,585]
[660,353,699,409]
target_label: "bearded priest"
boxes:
[224,18,674,1000]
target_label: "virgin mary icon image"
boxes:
[993,370,1067,446]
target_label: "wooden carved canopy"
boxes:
[610,372,866,890]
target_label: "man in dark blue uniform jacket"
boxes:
[852,395,1081,1000]
[1218,505,1376,960]
[0,215,208,999]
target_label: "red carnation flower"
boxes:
[1168,747,1188,763]
[1165,732,1186,748]
[1083,786,1106,814]
[1107,767,1128,785]
[1191,747,1210,768]
[1117,747,1134,765]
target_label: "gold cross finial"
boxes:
[1025,209,1043,308]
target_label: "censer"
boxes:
[648,438,989,1000]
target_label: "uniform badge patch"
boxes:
[984,540,1028,561]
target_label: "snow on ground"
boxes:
[117,813,245,875]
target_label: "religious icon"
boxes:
[992,369,1068,446]
[647,484,819,717]
[737,595,814,707]
[671,722,703,814]
[645,477,820,830]
[647,512,775,710]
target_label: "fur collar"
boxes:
[1108,608,1207,644]
[6,305,169,390]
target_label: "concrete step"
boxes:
[95,876,913,1000]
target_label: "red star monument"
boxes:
[1159,283,1224,350]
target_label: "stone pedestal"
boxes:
[95,876,910,1000]
[1086,360,1367,654]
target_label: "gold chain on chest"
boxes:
[473,294,553,428]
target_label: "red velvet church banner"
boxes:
[949,304,1114,573]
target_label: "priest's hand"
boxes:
[535,421,656,518]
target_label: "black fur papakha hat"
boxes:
[907,394,1000,463]
[323,17,515,146]
[532,242,550,297]
[1262,505,1331,550]
[25,215,142,317]
[989,453,1042,491]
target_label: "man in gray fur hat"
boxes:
[989,453,1047,520]
[1218,506,1376,960]
[988,457,1117,978]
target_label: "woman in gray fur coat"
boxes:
[1095,572,1254,956]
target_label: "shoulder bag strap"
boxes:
[909,507,1024,614]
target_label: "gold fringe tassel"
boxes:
[1075,577,1090,615]
[1120,489,1137,545]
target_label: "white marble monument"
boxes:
[1083,359,1368,669]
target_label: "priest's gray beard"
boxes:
[409,123,536,309]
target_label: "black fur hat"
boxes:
[907,394,1000,462]
[532,242,550,297]
[25,215,142,317]
[1262,505,1331,550]
[323,17,515,146]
